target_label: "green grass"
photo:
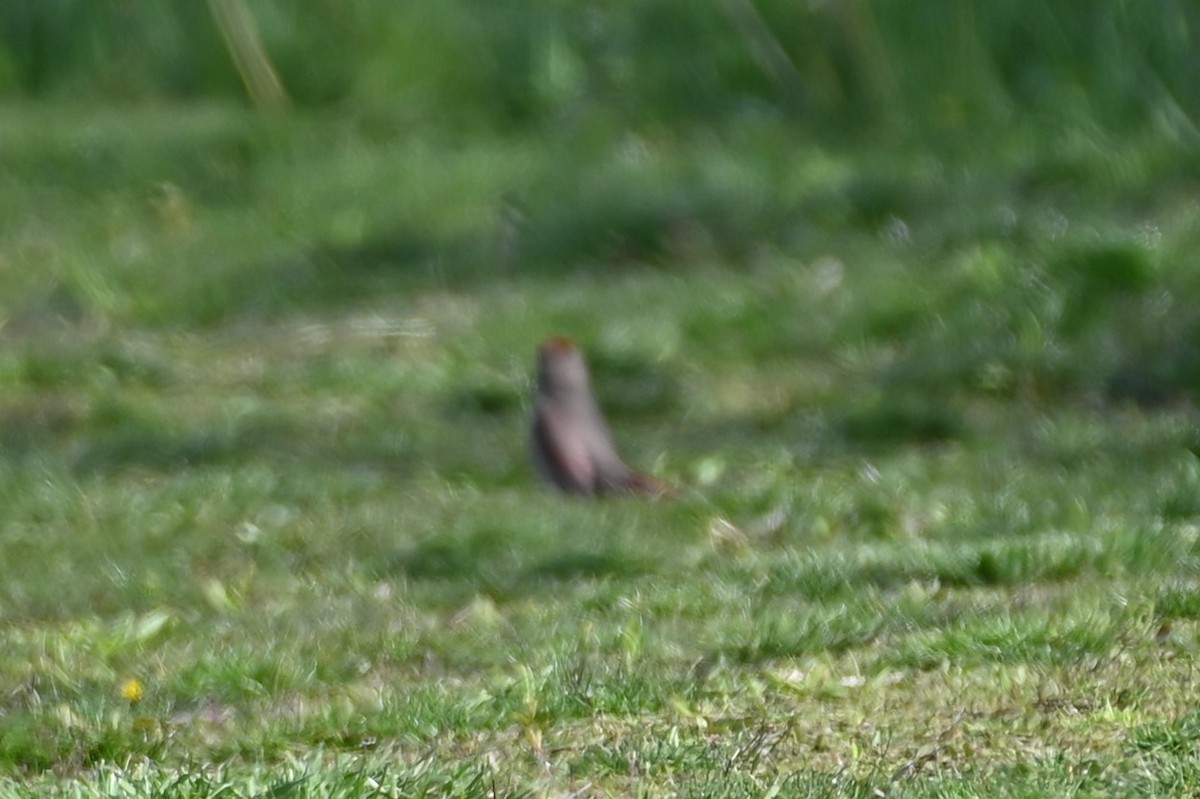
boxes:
[2,97,1200,797]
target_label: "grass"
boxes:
[2,96,1200,797]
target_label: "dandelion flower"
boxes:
[120,678,145,704]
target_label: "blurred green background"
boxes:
[3,0,1198,134]
[3,0,1200,400]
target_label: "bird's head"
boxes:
[536,336,591,397]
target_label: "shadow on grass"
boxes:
[836,394,967,449]
[721,619,885,664]
[203,232,473,323]
[379,529,649,600]
[0,394,421,480]
[708,526,1170,665]
[188,167,790,323]
[523,551,647,582]
[67,423,310,475]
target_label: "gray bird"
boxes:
[531,337,669,497]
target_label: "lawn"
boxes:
[2,96,1200,797]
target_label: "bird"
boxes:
[531,336,670,498]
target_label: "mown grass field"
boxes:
[2,93,1200,797]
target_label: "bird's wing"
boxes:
[533,408,597,493]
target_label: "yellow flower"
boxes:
[120,678,145,704]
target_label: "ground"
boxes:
[2,103,1200,797]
